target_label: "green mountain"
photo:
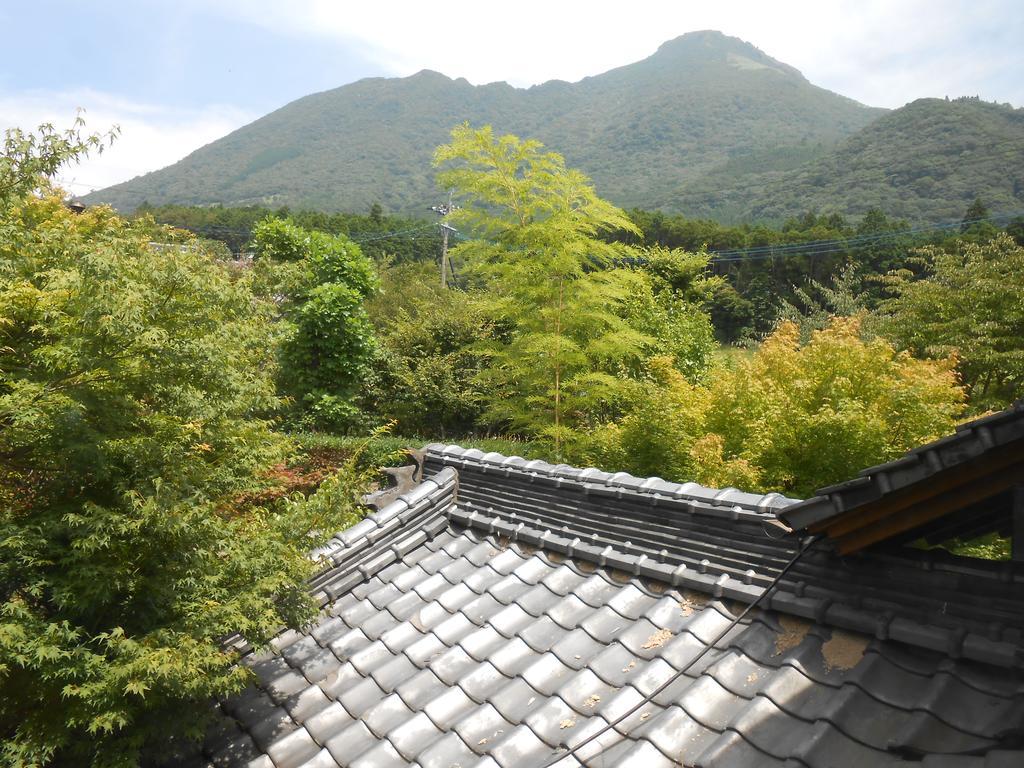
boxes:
[86,31,885,216]
[672,97,1024,223]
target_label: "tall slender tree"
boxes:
[434,124,648,453]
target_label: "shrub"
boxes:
[0,127,366,765]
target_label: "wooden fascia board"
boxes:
[830,462,1024,555]
[808,441,1024,538]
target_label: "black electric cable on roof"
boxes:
[533,533,822,768]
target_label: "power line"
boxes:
[708,211,1023,263]
[157,221,439,244]
[443,211,1022,267]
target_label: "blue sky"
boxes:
[3,0,1022,192]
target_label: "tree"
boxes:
[880,234,1024,410]
[359,261,493,436]
[1005,216,1024,246]
[778,263,870,342]
[961,196,989,232]
[702,317,965,496]
[0,127,365,765]
[574,318,963,496]
[434,124,651,453]
[250,217,379,430]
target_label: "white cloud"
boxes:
[0,89,255,194]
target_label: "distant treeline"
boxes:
[135,201,443,263]
[136,200,1024,343]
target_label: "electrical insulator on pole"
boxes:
[429,189,458,288]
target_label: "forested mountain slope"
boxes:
[86,31,883,215]
[673,97,1024,222]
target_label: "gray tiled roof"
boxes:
[177,447,1024,768]
[780,400,1024,532]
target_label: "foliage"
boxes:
[359,262,493,437]
[620,249,718,383]
[435,124,656,454]
[291,431,547,471]
[1,119,115,208]
[700,318,965,496]
[671,97,1024,224]
[135,202,443,263]
[250,217,379,429]
[570,356,757,487]
[879,234,1024,410]
[778,264,870,342]
[572,318,964,496]
[0,130,370,764]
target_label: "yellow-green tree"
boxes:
[576,317,965,497]
[702,317,965,496]
[434,124,716,454]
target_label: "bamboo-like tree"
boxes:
[434,124,650,454]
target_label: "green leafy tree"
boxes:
[251,217,379,429]
[0,128,365,765]
[778,263,870,342]
[880,234,1024,410]
[360,261,493,436]
[702,317,965,496]
[961,196,989,232]
[434,124,650,453]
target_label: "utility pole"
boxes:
[430,189,457,289]
[440,222,455,288]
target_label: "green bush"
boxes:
[250,217,379,430]
[0,127,367,765]
[359,262,493,436]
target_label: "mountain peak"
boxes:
[651,30,804,80]
[84,34,886,218]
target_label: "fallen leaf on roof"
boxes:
[642,628,673,648]
[478,738,488,746]
[821,629,869,671]
[746,672,758,683]
[584,694,601,708]
[621,659,636,673]
[679,591,709,617]
[639,711,651,721]
[560,717,577,729]
[774,615,811,655]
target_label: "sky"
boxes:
[2,0,1022,193]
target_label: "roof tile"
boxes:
[488,677,545,725]
[303,701,353,746]
[324,721,377,765]
[393,669,448,711]
[414,731,478,768]
[451,702,513,753]
[422,685,476,731]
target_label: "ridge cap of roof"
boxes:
[422,442,801,515]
